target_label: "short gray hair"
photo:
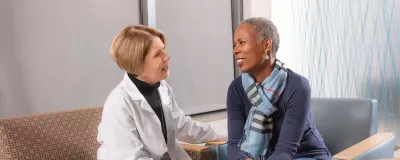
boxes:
[241,17,280,54]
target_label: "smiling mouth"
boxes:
[236,58,244,66]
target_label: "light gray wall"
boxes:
[0,0,140,118]
[156,0,234,115]
[0,1,18,116]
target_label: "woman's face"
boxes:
[233,24,269,73]
[139,36,170,85]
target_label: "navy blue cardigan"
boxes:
[227,69,331,160]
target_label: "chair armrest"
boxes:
[333,132,395,160]
[181,143,210,152]
[180,143,212,160]
[205,140,227,146]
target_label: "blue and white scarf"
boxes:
[238,60,288,159]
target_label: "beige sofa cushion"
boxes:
[0,107,103,160]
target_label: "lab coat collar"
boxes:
[122,73,156,114]
[122,73,175,146]
[121,73,172,116]
[122,73,146,100]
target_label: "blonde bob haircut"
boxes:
[110,25,166,75]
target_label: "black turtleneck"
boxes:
[128,73,168,144]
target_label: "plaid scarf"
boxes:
[238,60,288,159]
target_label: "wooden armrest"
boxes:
[205,140,227,146]
[180,143,210,152]
[333,132,395,160]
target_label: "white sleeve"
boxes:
[168,86,221,144]
[97,95,153,160]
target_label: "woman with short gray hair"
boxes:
[227,17,331,160]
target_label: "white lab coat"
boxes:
[97,73,221,160]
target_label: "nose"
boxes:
[233,45,239,55]
[163,53,170,62]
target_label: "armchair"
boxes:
[182,98,396,160]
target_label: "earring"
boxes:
[265,53,269,60]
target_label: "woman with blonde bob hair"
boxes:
[97,25,225,160]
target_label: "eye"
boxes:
[239,41,245,44]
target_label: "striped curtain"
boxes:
[272,0,400,145]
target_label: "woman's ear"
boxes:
[263,38,272,54]
[263,39,272,60]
